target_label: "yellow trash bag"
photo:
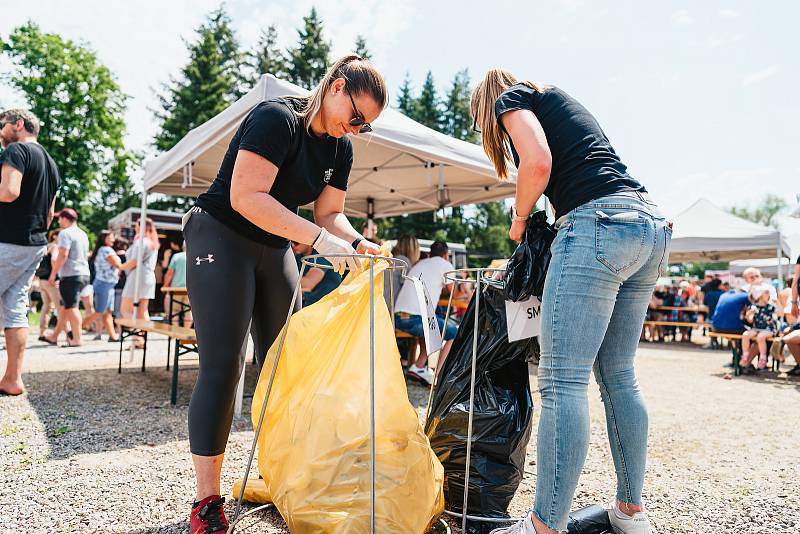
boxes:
[231,477,271,504]
[250,256,444,534]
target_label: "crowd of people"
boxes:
[644,265,800,376]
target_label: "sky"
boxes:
[1,0,798,217]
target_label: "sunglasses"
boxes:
[345,89,372,133]
[472,115,481,134]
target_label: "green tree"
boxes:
[2,22,137,232]
[729,194,788,228]
[154,7,243,152]
[353,34,371,60]
[467,201,515,260]
[287,7,331,89]
[396,73,415,116]
[248,25,288,83]
[442,69,478,144]
[413,71,443,130]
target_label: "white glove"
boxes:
[312,228,360,275]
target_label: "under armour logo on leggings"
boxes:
[195,254,214,265]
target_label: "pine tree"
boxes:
[248,25,287,83]
[443,69,478,143]
[414,71,443,131]
[154,7,243,152]
[287,7,331,89]
[396,73,415,116]
[353,34,371,60]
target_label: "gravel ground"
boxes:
[2,332,799,533]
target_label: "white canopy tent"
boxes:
[141,74,515,219]
[668,198,791,278]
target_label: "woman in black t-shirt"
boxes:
[184,55,387,531]
[473,70,669,534]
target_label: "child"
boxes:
[740,287,778,370]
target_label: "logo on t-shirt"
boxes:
[323,168,333,183]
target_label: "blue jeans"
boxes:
[533,194,672,531]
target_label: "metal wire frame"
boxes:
[423,268,534,530]
[227,254,409,534]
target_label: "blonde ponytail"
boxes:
[471,68,541,179]
[295,54,387,133]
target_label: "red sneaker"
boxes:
[190,495,229,534]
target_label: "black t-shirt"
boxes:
[0,142,60,246]
[196,98,353,247]
[494,84,645,219]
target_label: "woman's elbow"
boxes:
[230,189,245,214]
[521,157,551,179]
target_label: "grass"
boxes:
[0,425,19,437]
[49,425,70,438]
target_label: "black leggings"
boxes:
[184,210,300,456]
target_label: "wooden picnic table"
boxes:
[652,305,709,313]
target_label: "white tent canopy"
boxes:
[142,74,515,218]
[668,198,791,264]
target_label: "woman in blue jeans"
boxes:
[472,70,671,534]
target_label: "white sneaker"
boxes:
[406,365,435,385]
[607,502,658,534]
[489,514,536,534]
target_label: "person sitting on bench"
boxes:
[740,287,778,370]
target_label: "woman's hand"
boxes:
[356,239,381,255]
[509,219,527,243]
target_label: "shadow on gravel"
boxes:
[20,342,434,463]
[20,362,262,461]
[124,503,287,534]
[711,369,800,390]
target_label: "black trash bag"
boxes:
[425,281,537,533]
[504,210,556,302]
[567,505,613,533]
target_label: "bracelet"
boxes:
[351,236,365,249]
[512,205,530,222]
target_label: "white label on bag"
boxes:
[505,296,542,342]
[411,276,443,355]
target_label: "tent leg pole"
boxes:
[133,191,148,313]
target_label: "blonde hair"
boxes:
[470,68,541,179]
[294,54,387,134]
[393,235,420,266]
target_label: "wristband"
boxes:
[352,236,365,249]
[512,206,530,222]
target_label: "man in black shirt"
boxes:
[0,109,60,395]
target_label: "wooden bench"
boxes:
[116,318,198,405]
[643,320,707,328]
[707,331,783,376]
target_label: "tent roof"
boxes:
[142,74,515,218]
[668,198,791,262]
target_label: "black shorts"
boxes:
[59,276,89,309]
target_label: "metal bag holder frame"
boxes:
[425,268,531,532]
[228,252,455,534]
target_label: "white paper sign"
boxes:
[505,296,542,342]
[411,276,443,355]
